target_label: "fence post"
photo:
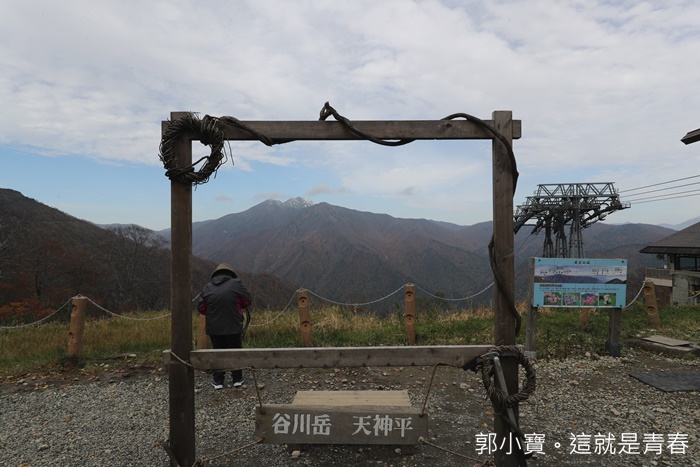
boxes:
[297,289,313,347]
[404,284,416,345]
[196,314,209,349]
[579,308,593,326]
[605,307,622,357]
[66,296,88,366]
[525,258,537,356]
[643,280,661,328]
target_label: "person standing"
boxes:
[197,263,252,389]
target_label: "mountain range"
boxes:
[160,197,673,308]
[0,188,677,312]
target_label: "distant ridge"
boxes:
[183,197,674,306]
[659,216,700,231]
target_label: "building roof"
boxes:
[640,221,700,255]
[682,127,700,145]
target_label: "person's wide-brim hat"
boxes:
[211,263,237,278]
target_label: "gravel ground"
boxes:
[1,348,699,467]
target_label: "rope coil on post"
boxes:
[463,345,536,466]
[478,346,536,409]
[159,113,229,185]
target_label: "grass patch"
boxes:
[1,304,698,376]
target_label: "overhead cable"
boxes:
[619,174,700,193]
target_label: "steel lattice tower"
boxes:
[514,183,629,258]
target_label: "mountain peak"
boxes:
[279,197,315,209]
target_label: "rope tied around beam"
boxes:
[319,102,415,146]
[159,113,227,185]
[159,113,294,185]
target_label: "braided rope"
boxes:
[248,291,298,328]
[159,113,229,186]
[420,362,462,416]
[193,438,264,466]
[306,283,407,307]
[0,297,73,329]
[159,113,296,186]
[623,283,645,309]
[418,436,486,462]
[319,102,415,146]
[82,296,171,321]
[480,345,536,409]
[415,282,494,302]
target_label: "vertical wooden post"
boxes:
[579,308,592,326]
[605,307,622,357]
[167,112,195,466]
[491,111,518,467]
[643,280,661,328]
[66,296,88,366]
[196,314,209,350]
[525,258,537,356]
[297,289,313,347]
[404,284,416,345]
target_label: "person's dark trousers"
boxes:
[209,334,243,385]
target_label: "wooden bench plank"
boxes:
[163,344,493,369]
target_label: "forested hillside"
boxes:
[0,189,296,324]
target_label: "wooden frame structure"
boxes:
[164,110,521,466]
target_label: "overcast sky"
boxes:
[2,0,700,231]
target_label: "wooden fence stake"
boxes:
[643,280,661,328]
[579,308,593,326]
[605,307,622,357]
[525,305,537,357]
[524,258,537,356]
[297,289,313,347]
[404,284,416,345]
[196,314,209,349]
[66,296,88,366]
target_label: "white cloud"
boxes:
[2,0,700,228]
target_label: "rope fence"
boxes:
[0,279,661,330]
[0,297,74,329]
[0,280,500,330]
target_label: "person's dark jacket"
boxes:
[197,275,252,336]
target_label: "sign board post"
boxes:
[531,257,627,357]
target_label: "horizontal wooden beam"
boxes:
[163,345,493,370]
[164,115,521,142]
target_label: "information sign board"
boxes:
[532,258,627,308]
